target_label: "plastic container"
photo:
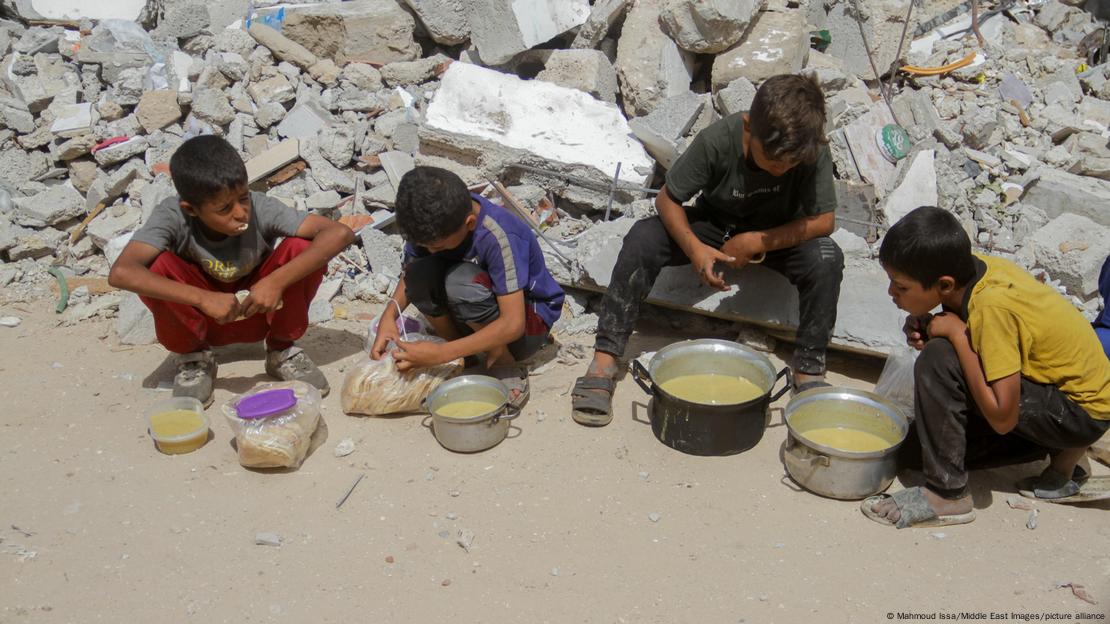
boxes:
[147,396,209,455]
[222,381,322,469]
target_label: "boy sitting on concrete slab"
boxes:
[370,166,565,407]
[109,135,355,406]
[571,73,843,426]
[864,206,1110,528]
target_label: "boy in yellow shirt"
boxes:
[864,206,1110,528]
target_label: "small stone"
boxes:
[638,471,649,480]
[445,512,458,520]
[441,579,451,587]
[550,567,560,577]
[255,532,282,546]
[0,316,21,328]
[333,438,355,457]
[385,555,394,563]
[648,512,661,523]
[449,490,461,497]
[536,410,546,422]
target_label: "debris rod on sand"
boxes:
[336,473,365,509]
[505,163,659,196]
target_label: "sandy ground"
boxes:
[2,298,1109,624]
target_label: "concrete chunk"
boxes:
[93,137,149,167]
[712,8,809,90]
[1021,167,1110,227]
[380,54,451,87]
[379,151,415,189]
[190,89,235,126]
[615,0,694,116]
[1025,213,1110,298]
[117,291,156,345]
[469,0,590,66]
[536,49,618,103]
[248,22,317,70]
[136,91,182,133]
[424,62,652,185]
[660,0,763,54]
[49,103,95,138]
[715,76,756,116]
[400,0,471,45]
[247,74,295,106]
[13,182,84,227]
[628,92,706,169]
[571,0,630,50]
[277,99,333,141]
[280,0,421,66]
[880,150,937,225]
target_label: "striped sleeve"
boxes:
[479,215,524,294]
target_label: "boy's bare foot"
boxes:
[869,487,973,525]
[792,371,829,395]
[571,353,620,426]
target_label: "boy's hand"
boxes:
[902,314,932,350]
[199,292,241,325]
[721,232,764,269]
[926,312,967,343]
[689,242,734,292]
[393,339,448,372]
[241,277,284,318]
[370,318,401,361]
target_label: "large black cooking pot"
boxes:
[631,339,791,456]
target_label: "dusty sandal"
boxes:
[265,346,330,397]
[861,486,976,529]
[571,375,616,426]
[1016,466,1088,500]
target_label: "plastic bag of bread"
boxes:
[341,334,462,416]
[222,381,322,469]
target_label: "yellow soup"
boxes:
[436,400,502,419]
[150,409,207,454]
[659,374,764,405]
[799,427,894,453]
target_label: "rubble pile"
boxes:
[0,0,1105,355]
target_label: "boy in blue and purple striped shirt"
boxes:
[370,167,564,406]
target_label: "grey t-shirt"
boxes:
[132,191,307,283]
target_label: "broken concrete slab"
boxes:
[714,76,756,116]
[360,226,404,277]
[712,7,809,90]
[247,74,295,106]
[245,139,300,184]
[1021,167,1110,228]
[826,0,911,81]
[424,62,653,185]
[400,0,470,45]
[2,52,79,113]
[628,91,706,169]
[190,88,235,126]
[341,63,383,91]
[832,101,899,196]
[536,49,619,103]
[300,139,355,193]
[615,0,694,116]
[12,0,150,21]
[278,0,421,66]
[248,22,317,71]
[135,90,182,133]
[318,126,354,168]
[469,0,590,66]
[880,150,938,225]
[12,181,83,227]
[1024,212,1110,298]
[277,99,333,141]
[86,203,141,250]
[154,2,210,40]
[660,0,763,54]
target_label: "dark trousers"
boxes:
[905,338,1110,499]
[404,257,549,361]
[594,213,844,375]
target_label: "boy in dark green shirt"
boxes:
[571,74,843,425]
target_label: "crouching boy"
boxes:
[109,135,355,405]
[370,167,564,407]
[864,206,1110,528]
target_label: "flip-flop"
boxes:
[861,486,976,529]
[571,375,616,426]
[1018,467,1110,504]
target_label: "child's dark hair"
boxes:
[748,73,828,165]
[169,135,248,207]
[395,166,472,245]
[879,206,977,288]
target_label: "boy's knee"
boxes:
[620,218,670,261]
[808,237,845,279]
[274,236,311,255]
[444,263,494,304]
[916,338,959,380]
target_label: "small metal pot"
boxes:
[632,339,791,456]
[782,386,909,500]
[425,375,519,453]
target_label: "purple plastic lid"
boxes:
[236,388,297,420]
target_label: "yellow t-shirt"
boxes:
[967,255,1110,419]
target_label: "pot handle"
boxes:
[631,359,654,395]
[491,403,521,424]
[804,453,831,468]
[769,367,793,402]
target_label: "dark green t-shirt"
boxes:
[664,113,837,232]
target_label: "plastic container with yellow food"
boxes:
[148,396,209,455]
